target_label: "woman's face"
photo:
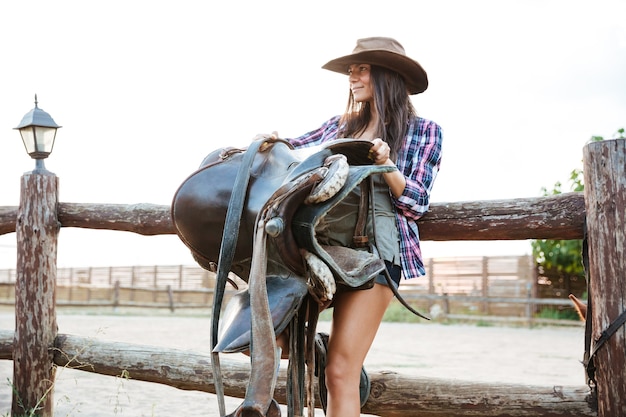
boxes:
[348,64,373,103]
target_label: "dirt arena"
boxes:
[0,309,586,416]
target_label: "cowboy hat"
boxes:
[322,37,428,95]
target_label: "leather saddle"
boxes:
[171,138,397,417]
[172,138,387,280]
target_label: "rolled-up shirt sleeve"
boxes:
[393,118,443,221]
[287,116,341,149]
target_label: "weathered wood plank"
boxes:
[583,138,626,417]
[362,372,595,417]
[1,203,172,236]
[419,192,585,241]
[0,206,17,235]
[0,331,596,416]
[13,172,59,417]
[0,329,11,360]
[57,202,174,235]
[0,193,585,240]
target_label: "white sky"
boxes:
[0,0,625,269]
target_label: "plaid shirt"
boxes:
[288,115,443,280]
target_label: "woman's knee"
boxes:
[324,356,360,394]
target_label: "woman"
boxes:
[272,37,443,416]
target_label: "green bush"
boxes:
[535,306,580,321]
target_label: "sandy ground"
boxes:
[0,308,586,417]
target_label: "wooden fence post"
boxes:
[167,285,175,312]
[525,284,533,327]
[152,265,158,302]
[481,256,489,314]
[113,280,120,310]
[427,258,434,311]
[13,170,59,417]
[583,138,626,416]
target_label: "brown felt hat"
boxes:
[322,37,428,95]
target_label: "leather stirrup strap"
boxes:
[306,301,320,417]
[287,297,308,417]
[211,138,274,416]
[239,218,281,415]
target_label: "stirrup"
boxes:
[314,332,370,414]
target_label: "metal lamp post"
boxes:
[12,96,61,417]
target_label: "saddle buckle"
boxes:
[353,235,369,247]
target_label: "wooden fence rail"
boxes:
[0,282,585,329]
[0,329,596,417]
[0,281,584,326]
[0,192,586,240]
[0,254,538,297]
[1,254,551,320]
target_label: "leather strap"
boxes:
[305,299,320,417]
[590,309,626,359]
[286,298,308,416]
[238,217,279,415]
[353,180,370,247]
[585,305,626,390]
[211,138,278,416]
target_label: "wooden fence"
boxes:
[0,265,223,310]
[0,255,580,322]
[0,255,535,294]
[1,138,625,416]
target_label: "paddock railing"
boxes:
[0,255,581,323]
[0,255,534,294]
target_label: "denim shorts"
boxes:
[374,261,401,289]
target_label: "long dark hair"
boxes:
[338,65,417,160]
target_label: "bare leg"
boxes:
[324,283,394,417]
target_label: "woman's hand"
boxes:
[369,138,395,166]
[370,138,406,198]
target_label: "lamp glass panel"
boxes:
[34,126,57,154]
[19,127,36,154]
[19,126,57,157]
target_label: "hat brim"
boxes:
[322,50,428,95]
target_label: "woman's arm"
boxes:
[369,138,407,198]
[286,116,341,149]
[392,119,443,220]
